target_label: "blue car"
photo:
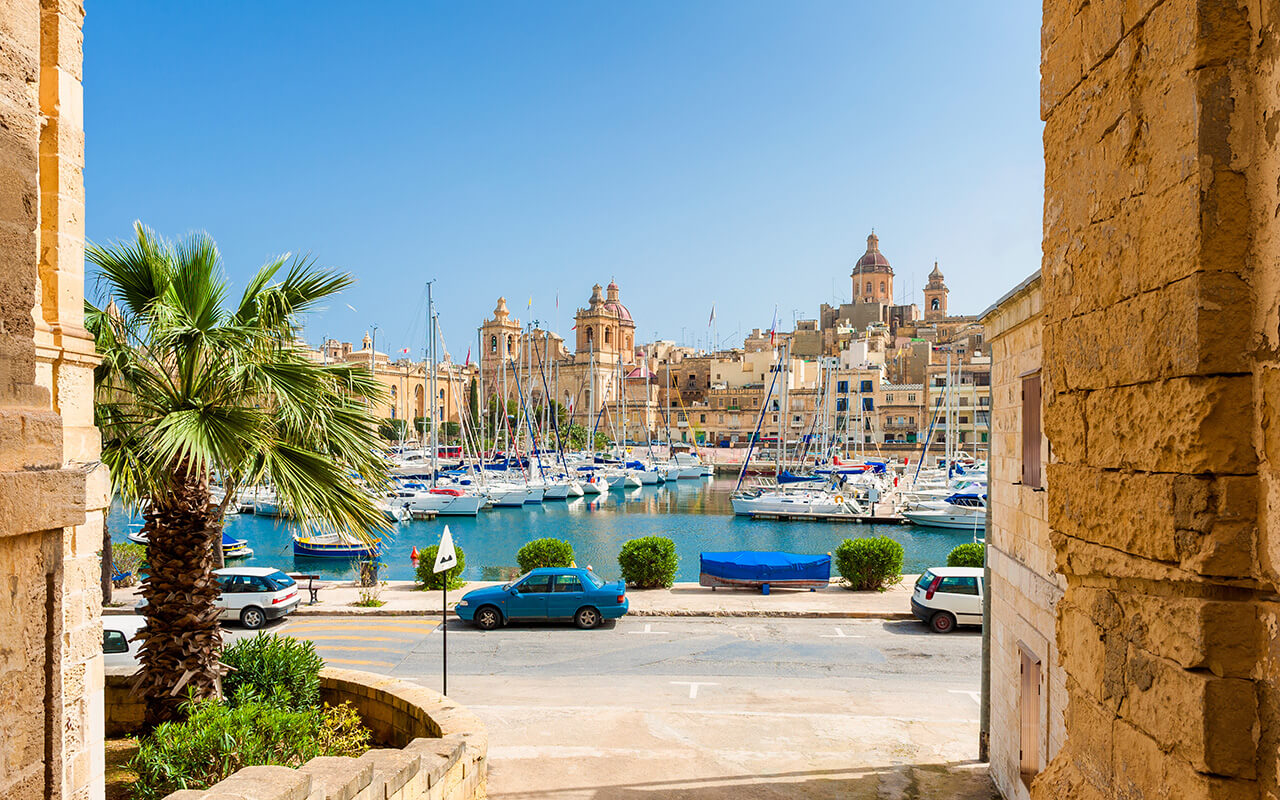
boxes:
[455,567,628,630]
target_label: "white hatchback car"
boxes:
[910,566,984,633]
[214,567,301,629]
[103,614,146,668]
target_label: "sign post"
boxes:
[433,525,457,695]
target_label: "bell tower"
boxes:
[924,262,949,321]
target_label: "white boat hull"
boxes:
[901,510,987,529]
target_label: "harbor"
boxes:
[109,477,981,585]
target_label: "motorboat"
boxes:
[901,493,987,529]
[730,488,868,517]
[606,470,642,490]
[127,528,254,558]
[699,551,831,592]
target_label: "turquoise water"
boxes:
[107,479,980,583]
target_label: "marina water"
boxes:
[109,478,982,583]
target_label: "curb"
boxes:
[104,605,916,621]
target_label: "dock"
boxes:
[740,511,909,524]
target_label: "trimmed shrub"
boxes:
[834,536,905,591]
[947,542,985,568]
[415,543,466,590]
[110,541,147,587]
[129,698,369,800]
[221,632,323,712]
[617,536,679,588]
[516,538,574,573]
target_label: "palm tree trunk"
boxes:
[136,471,223,727]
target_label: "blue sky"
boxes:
[84,2,1043,359]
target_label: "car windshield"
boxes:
[502,572,532,590]
[265,571,295,590]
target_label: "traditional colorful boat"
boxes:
[292,531,380,558]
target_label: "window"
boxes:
[860,380,872,393]
[865,281,873,294]
[1020,645,1043,786]
[517,575,552,594]
[979,396,990,406]
[908,393,915,402]
[879,281,886,295]
[938,576,979,595]
[700,414,706,423]
[837,380,849,393]
[1022,372,1043,489]
[103,629,129,654]
[960,397,969,406]
[885,394,893,403]
[507,334,514,354]
[959,415,969,424]
[553,575,583,593]
[605,328,612,344]
[586,327,594,344]
[931,297,940,311]
[836,399,848,412]
[490,335,497,353]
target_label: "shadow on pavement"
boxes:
[488,762,998,800]
[877,620,982,637]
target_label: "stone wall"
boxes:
[982,274,1067,800]
[1037,1,1276,797]
[105,667,488,800]
[0,1,103,799]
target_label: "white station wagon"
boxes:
[910,566,984,633]
[214,567,301,629]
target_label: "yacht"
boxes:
[901,493,987,529]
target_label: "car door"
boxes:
[507,574,553,619]
[218,575,251,619]
[937,576,982,622]
[547,573,586,618]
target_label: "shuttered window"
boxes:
[1019,645,1042,785]
[1021,372,1042,488]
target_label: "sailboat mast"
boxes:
[428,281,438,488]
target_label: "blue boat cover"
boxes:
[700,551,831,582]
[777,470,823,484]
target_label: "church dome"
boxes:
[603,280,633,323]
[854,232,892,271]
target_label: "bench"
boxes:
[287,573,325,605]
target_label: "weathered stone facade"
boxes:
[1034,1,1278,797]
[0,1,104,799]
[982,273,1067,800]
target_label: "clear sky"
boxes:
[83,1,1043,360]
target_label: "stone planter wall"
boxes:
[104,665,487,800]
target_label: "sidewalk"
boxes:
[105,576,920,619]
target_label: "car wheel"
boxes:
[240,606,266,630]
[930,611,956,634]
[575,606,601,630]
[475,605,502,631]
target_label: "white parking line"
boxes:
[819,627,865,639]
[948,689,981,704]
[670,681,718,699]
[628,623,662,635]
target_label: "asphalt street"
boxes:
[253,615,993,800]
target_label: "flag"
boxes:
[708,304,716,326]
[770,306,779,346]
[401,347,410,354]
[571,324,577,331]
[555,293,559,310]
[528,296,533,309]
[464,347,471,367]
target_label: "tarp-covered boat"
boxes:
[699,551,831,592]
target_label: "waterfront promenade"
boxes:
[106,578,921,619]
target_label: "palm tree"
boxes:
[86,223,390,726]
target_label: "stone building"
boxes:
[0,2,106,798]
[479,283,661,443]
[924,261,949,321]
[980,272,1063,799]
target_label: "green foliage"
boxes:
[415,543,466,590]
[442,421,461,441]
[128,697,369,800]
[110,541,147,587]
[379,418,409,442]
[947,542,985,568]
[221,633,324,712]
[617,536,679,589]
[517,538,574,572]
[834,536,905,591]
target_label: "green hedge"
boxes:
[110,541,147,587]
[129,698,369,800]
[516,538,574,573]
[415,543,467,590]
[947,542,985,568]
[834,536,904,591]
[617,536,678,589]
[221,632,324,712]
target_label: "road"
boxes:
[253,615,995,800]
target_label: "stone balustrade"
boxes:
[105,666,487,800]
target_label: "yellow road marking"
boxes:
[281,633,407,643]
[322,658,396,667]
[301,645,402,653]
[286,622,439,633]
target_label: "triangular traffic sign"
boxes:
[433,526,457,573]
